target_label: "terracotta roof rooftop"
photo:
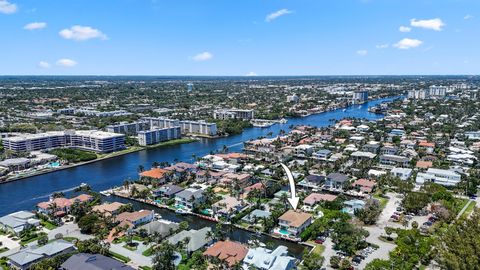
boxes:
[140,168,168,179]
[203,240,248,266]
[278,210,312,227]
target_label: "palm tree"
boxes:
[137,165,145,173]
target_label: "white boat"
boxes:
[279,118,288,124]
[342,109,347,112]
[175,209,187,214]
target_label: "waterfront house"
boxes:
[241,209,272,224]
[203,240,248,268]
[212,196,245,219]
[174,188,205,210]
[243,245,296,270]
[37,194,93,217]
[325,173,349,189]
[7,240,76,270]
[92,202,126,217]
[139,168,170,184]
[276,210,312,238]
[0,211,40,235]
[136,219,179,238]
[152,184,184,200]
[60,253,135,270]
[168,227,213,254]
[115,210,154,228]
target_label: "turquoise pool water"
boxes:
[48,162,61,168]
[279,229,289,235]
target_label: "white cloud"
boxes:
[59,25,107,41]
[393,38,423,49]
[356,50,368,56]
[376,44,389,49]
[399,26,411,32]
[56,58,77,67]
[192,51,213,62]
[245,72,258,76]
[37,61,50,69]
[0,0,17,14]
[265,9,292,22]
[24,22,47,30]
[464,14,474,20]
[410,18,445,31]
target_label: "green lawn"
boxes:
[122,243,138,251]
[0,247,9,254]
[307,240,326,255]
[454,198,470,214]
[461,201,476,218]
[62,237,78,242]
[108,251,131,263]
[40,220,58,230]
[373,194,389,209]
[142,247,154,257]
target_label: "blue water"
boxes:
[0,97,397,216]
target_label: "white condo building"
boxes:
[2,130,125,153]
[142,117,217,136]
[138,126,181,146]
[213,109,254,120]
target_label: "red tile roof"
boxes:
[203,240,248,266]
[140,168,168,179]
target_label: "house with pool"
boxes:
[274,210,312,241]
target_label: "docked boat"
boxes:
[279,118,288,124]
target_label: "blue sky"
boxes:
[0,0,478,75]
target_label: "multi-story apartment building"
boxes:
[213,109,254,120]
[137,126,181,146]
[2,130,125,153]
[143,117,217,136]
[352,91,368,104]
[106,121,150,136]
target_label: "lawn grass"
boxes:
[461,200,476,218]
[0,247,9,254]
[108,251,131,263]
[142,247,154,257]
[306,240,326,255]
[373,194,389,209]
[454,198,470,214]
[122,243,138,251]
[139,267,152,270]
[62,236,78,242]
[40,220,58,230]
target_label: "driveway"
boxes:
[46,222,94,241]
[321,237,336,269]
[110,242,153,268]
[357,192,398,268]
